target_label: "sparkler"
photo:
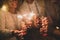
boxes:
[17,11,36,22]
[27,11,35,20]
[17,15,23,19]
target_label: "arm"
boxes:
[0,11,13,38]
[0,11,25,38]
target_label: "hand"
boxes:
[12,30,21,36]
[12,30,26,37]
[13,30,20,34]
[17,30,27,36]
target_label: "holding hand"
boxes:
[12,30,26,37]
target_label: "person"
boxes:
[19,0,39,15]
[18,0,41,40]
[0,0,26,40]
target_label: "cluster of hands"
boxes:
[11,30,27,37]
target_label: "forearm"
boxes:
[0,12,14,37]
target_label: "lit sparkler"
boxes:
[27,11,35,20]
[17,14,23,21]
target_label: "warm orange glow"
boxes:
[27,12,35,20]
[17,11,38,29]
[1,5,8,11]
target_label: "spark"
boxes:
[56,26,59,29]
[17,15,23,20]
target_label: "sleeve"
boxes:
[0,11,13,38]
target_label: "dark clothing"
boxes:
[24,25,41,40]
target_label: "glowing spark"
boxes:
[29,11,35,17]
[17,15,23,19]
[23,14,27,17]
[27,12,35,20]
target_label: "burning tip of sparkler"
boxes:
[23,14,27,17]
[1,5,8,11]
[27,13,35,20]
[17,15,23,19]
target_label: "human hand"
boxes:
[12,30,26,37]
[17,30,27,37]
[12,30,21,36]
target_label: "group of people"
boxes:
[0,0,57,40]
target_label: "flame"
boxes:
[17,15,23,20]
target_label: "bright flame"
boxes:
[27,12,35,20]
[17,15,23,20]
[1,5,8,11]
[29,12,35,16]
[23,14,27,17]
